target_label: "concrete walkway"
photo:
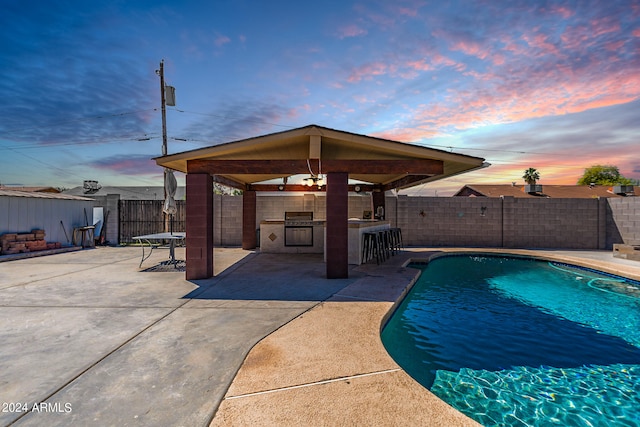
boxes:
[0,247,362,426]
[1,246,639,426]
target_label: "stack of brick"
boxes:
[0,230,61,255]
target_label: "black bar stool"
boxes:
[362,231,384,264]
[390,227,403,251]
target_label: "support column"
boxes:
[372,189,386,219]
[186,173,213,280]
[242,189,257,249]
[326,172,348,279]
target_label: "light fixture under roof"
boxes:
[303,175,324,188]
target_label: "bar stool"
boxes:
[362,232,384,265]
[381,229,393,258]
[361,232,373,263]
[375,230,387,263]
[390,227,403,251]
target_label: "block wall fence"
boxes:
[209,194,638,250]
[101,194,639,249]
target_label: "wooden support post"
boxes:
[326,172,349,279]
[186,173,213,280]
[242,189,257,249]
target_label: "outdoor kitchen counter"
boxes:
[260,220,326,254]
[260,219,389,264]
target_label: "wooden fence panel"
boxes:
[119,200,186,243]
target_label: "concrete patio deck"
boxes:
[1,246,639,426]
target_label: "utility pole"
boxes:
[157,60,169,232]
[158,60,168,156]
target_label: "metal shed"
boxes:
[0,190,96,247]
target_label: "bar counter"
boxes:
[259,219,390,264]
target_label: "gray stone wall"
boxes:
[245,194,636,250]
[399,196,503,247]
[98,192,638,249]
[500,197,601,249]
[607,197,640,246]
[214,195,242,246]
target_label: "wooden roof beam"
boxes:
[211,175,247,190]
[249,183,376,192]
[187,159,443,175]
[382,175,434,191]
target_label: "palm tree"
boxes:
[522,168,540,185]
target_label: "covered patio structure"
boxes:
[154,125,486,280]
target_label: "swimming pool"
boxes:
[381,254,640,426]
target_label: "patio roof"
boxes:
[154,125,488,191]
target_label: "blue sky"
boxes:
[1,0,639,195]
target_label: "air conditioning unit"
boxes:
[524,184,543,194]
[613,185,634,195]
[83,180,102,194]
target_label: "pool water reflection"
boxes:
[381,255,640,426]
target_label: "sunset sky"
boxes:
[1,0,639,195]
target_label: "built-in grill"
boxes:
[284,211,314,246]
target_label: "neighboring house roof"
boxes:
[454,184,639,198]
[0,189,93,200]
[63,186,186,200]
[0,186,60,193]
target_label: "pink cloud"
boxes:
[397,6,419,17]
[604,40,625,51]
[561,17,623,52]
[371,127,439,142]
[450,40,489,60]
[560,25,595,51]
[353,4,396,30]
[401,60,640,137]
[589,16,621,38]
[93,156,158,175]
[491,53,506,66]
[214,34,231,47]
[347,62,388,82]
[523,33,562,57]
[406,59,433,71]
[337,24,367,39]
[286,104,311,119]
[547,5,575,19]
[352,94,373,104]
[431,53,460,68]
[634,28,640,37]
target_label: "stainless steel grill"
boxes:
[284,211,313,223]
[284,212,314,246]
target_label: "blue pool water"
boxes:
[381,254,640,426]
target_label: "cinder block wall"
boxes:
[208,194,637,249]
[607,198,640,246]
[398,196,503,247]
[501,197,601,249]
[214,195,242,246]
